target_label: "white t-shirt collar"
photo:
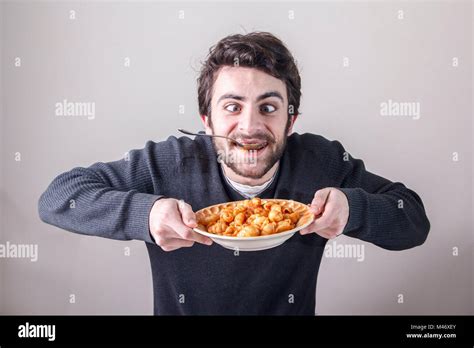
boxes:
[220,162,279,199]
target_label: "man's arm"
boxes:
[301,139,430,251]
[340,159,430,250]
[337,140,430,250]
[38,141,163,243]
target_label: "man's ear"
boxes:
[200,115,212,135]
[287,114,298,135]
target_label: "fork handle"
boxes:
[177,128,202,136]
[178,128,238,145]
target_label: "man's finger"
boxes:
[299,221,316,235]
[177,199,197,228]
[150,223,181,245]
[300,212,331,235]
[162,238,195,250]
[310,214,331,231]
[300,219,329,235]
[301,188,332,234]
[170,221,213,246]
[310,188,332,215]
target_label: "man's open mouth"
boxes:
[237,140,268,151]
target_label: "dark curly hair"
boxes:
[197,32,301,119]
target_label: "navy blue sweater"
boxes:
[38,133,430,315]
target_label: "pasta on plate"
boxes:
[195,197,313,238]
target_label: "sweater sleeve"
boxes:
[332,141,430,251]
[38,141,166,244]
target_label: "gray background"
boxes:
[0,0,472,314]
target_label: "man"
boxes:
[38,32,430,315]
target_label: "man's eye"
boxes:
[224,104,241,113]
[260,104,276,113]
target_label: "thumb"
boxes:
[177,200,197,228]
[310,188,332,215]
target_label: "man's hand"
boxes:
[149,198,213,252]
[299,188,349,239]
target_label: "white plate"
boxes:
[193,199,315,252]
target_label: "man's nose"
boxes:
[238,107,263,134]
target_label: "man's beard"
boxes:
[209,119,290,180]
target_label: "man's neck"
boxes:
[221,161,280,186]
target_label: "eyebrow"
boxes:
[217,91,284,104]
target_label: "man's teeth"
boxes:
[240,142,267,150]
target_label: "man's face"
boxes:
[201,66,296,181]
